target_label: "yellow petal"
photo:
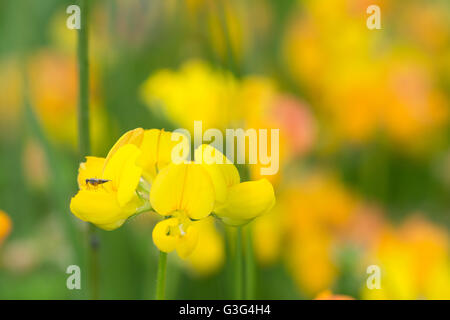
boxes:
[152,218,179,252]
[194,144,240,204]
[214,179,275,225]
[70,189,140,230]
[77,156,105,190]
[157,130,190,169]
[176,223,199,259]
[150,163,215,220]
[137,129,189,182]
[95,219,127,231]
[103,128,145,170]
[102,144,142,207]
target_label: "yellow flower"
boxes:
[252,206,282,266]
[70,127,189,231]
[362,216,450,300]
[70,144,144,230]
[150,162,216,258]
[0,210,12,245]
[105,127,189,183]
[140,60,240,132]
[277,173,358,296]
[195,144,275,226]
[214,179,275,226]
[152,217,200,259]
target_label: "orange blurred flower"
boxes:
[315,290,354,300]
[27,50,105,151]
[283,0,448,151]
[0,210,12,246]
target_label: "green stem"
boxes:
[77,0,98,300]
[77,0,90,156]
[244,225,255,300]
[156,251,168,300]
[88,224,100,300]
[217,0,240,76]
[234,227,243,300]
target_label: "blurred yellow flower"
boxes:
[185,216,225,276]
[362,216,450,300]
[237,77,316,184]
[141,60,239,132]
[283,1,448,151]
[252,207,282,266]
[0,210,12,246]
[275,173,359,296]
[142,63,317,188]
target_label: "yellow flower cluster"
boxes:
[361,216,450,300]
[140,60,317,188]
[252,173,359,296]
[70,128,275,258]
[283,0,448,151]
[140,60,240,132]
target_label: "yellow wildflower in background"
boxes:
[185,216,225,276]
[140,60,240,132]
[362,216,450,299]
[283,0,448,151]
[0,210,12,246]
[265,173,359,296]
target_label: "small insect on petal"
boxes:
[85,178,111,189]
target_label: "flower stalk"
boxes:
[76,0,99,300]
[156,251,168,300]
[234,227,243,300]
[244,225,255,300]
